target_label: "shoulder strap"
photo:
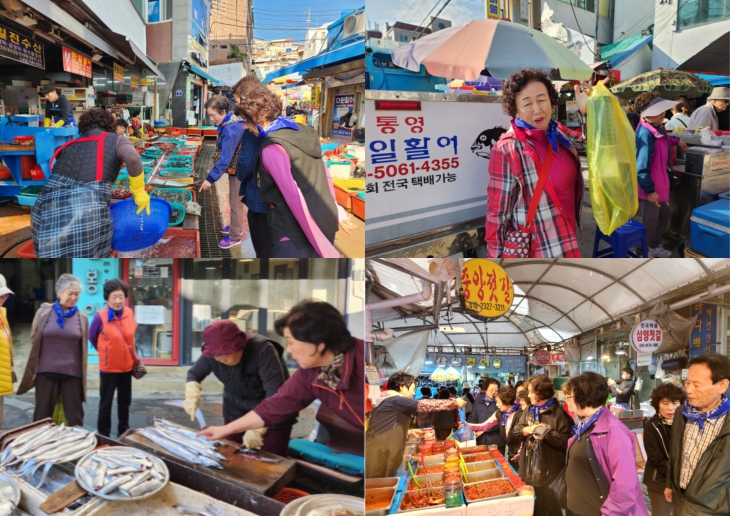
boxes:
[525,145,555,227]
[50,134,108,182]
[585,436,611,499]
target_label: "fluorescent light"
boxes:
[478,364,485,369]
[586,355,595,361]
[206,267,216,270]
[439,326,465,333]
[615,348,627,355]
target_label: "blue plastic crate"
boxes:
[690,199,730,258]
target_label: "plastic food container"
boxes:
[463,478,517,503]
[444,479,463,507]
[168,202,186,227]
[365,487,396,516]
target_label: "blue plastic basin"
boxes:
[110,198,171,252]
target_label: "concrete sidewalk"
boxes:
[0,393,316,442]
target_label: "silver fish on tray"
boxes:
[174,503,227,516]
[239,449,282,463]
[137,425,224,469]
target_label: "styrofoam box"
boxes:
[466,494,534,516]
[86,482,256,516]
[400,505,466,516]
[17,476,104,516]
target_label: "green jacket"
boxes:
[666,408,730,515]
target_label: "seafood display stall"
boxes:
[365,440,535,516]
[365,440,534,516]
[0,418,363,516]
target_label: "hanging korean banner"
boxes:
[130,75,139,89]
[630,319,663,353]
[114,62,125,83]
[486,0,501,20]
[311,86,321,107]
[689,302,718,359]
[140,78,152,86]
[62,47,92,78]
[333,94,355,137]
[461,259,514,318]
[0,23,44,69]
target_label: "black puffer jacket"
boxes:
[467,392,504,447]
[643,413,672,494]
[187,334,297,429]
[517,401,573,487]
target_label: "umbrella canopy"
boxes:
[676,32,729,76]
[611,69,713,99]
[391,19,594,81]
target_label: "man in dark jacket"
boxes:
[665,354,730,516]
[468,378,504,447]
[609,366,636,408]
[183,319,295,456]
[644,382,685,516]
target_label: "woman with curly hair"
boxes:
[486,69,609,258]
[237,86,351,258]
[643,382,686,516]
[30,108,149,257]
[632,91,688,258]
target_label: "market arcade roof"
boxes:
[369,259,730,351]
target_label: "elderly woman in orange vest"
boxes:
[0,274,17,428]
[89,278,141,437]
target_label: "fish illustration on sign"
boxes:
[471,127,508,159]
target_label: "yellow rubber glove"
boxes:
[243,427,267,449]
[129,173,151,215]
[44,118,51,127]
[182,381,202,422]
[52,119,65,127]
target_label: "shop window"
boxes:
[678,0,730,29]
[131,0,146,19]
[558,0,596,13]
[181,259,345,365]
[125,259,175,361]
[148,0,173,22]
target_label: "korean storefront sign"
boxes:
[535,349,551,366]
[311,86,321,107]
[114,62,125,83]
[333,94,355,137]
[0,23,44,69]
[461,259,514,318]
[424,354,525,374]
[130,74,139,89]
[630,319,663,353]
[72,259,121,364]
[689,302,718,359]
[62,47,92,78]
[487,0,501,20]
[140,77,152,86]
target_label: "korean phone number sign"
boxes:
[689,302,718,359]
[62,47,92,78]
[114,63,125,83]
[630,319,663,353]
[0,23,44,69]
[461,259,514,317]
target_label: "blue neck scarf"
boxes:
[682,395,730,431]
[502,402,521,426]
[572,406,604,441]
[107,307,124,322]
[482,394,495,404]
[53,300,78,329]
[257,116,299,139]
[529,397,556,422]
[216,111,233,133]
[514,118,572,152]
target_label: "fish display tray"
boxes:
[149,188,193,204]
[119,428,295,497]
[16,464,105,516]
[75,447,170,502]
[159,168,192,178]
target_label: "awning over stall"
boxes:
[188,63,224,86]
[676,32,729,75]
[262,37,365,83]
[94,27,164,78]
[369,259,730,350]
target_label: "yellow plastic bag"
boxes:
[586,82,638,235]
[52,395,68,426]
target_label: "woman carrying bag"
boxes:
[89,279,146,437]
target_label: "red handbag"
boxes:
[503,145,555,258]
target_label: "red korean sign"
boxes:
[461,259,514,318]
[62,47,92,78]
[630,319,663,353]
[535,349,551,366]
[550,353,565,364]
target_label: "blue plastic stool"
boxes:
[592,219,649,258]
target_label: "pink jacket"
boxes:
[636,120,679,203]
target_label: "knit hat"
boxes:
[201,319,248,357]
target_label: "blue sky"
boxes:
[366,0,483,30]
[250,0,364,43]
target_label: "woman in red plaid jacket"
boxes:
[485,69,605,258]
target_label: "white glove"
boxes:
[243,427,267,449]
